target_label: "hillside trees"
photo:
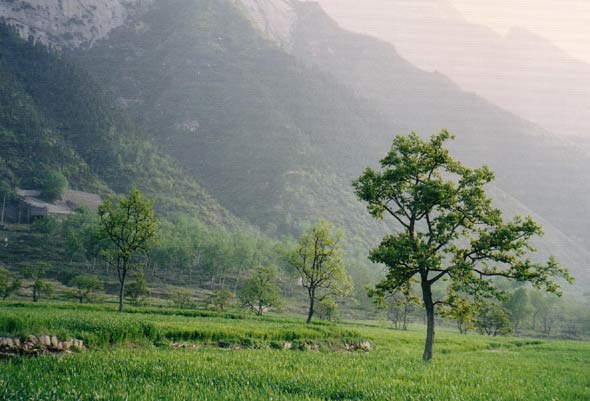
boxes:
[354,131,572,361]
[288,221,353,323]
[98,189,157,312]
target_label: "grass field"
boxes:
[1,303,589,401]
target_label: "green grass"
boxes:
[1,303,589,400]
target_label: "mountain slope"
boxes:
[72,0,393,244]
[0,23,239,226]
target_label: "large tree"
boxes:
[99,189,157,312]
[289,220,353,323]
[353,131,572,361]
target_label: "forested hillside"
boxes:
[0,23,239,225]
[73,0,392,246]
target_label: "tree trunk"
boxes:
[421,280,435,362]
[306,288,315,324]
[118,267,127,312]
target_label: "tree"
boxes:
[288,220,353,323]
[504,287,533,334]
[170,290,194,309]
[353,131,572,361]
[205,289,233,311]
[70,275,103,303]
[475,303,512,336]
[125,274,150,306]
[371,283,419,330]
[39,170,68,202]
[98,189,157,312]
[317,295,338,321]
[239,265,281,316]
[0,267,21,300]
[22,262,54,302]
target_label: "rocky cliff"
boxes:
[234,0,297,48]
[0,0,149,47]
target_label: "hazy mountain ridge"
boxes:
[313,0,590,138]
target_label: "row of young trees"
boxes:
[17,188,354,320]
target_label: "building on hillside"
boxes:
[1,189,102,224]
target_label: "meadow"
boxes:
[0,302,589,401]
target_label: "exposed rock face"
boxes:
[233,0,297,48]
[0,0,150,48]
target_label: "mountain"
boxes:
[70,0,393,247]
[1,0,588,289]
[0,22,239,226]
[313,0,590,138]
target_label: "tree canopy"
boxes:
[289,220,353,323]
[354,131,572,361]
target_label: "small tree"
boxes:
[171,290,194,309]
[317,295,338,321]
[98,189,157,312]
[125,274,150,306]
[288,220,353,324]
[475,303,512,336]
[70,274,103,303]
[504,287,533,334]
[206,289,233,311]
[0,267,21,300]
[39,171,68,202]
[354,131,572,361]
[371,284,420,330]
[22,262,54,302]
[239,265,281,316]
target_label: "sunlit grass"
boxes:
[1,302,589,400]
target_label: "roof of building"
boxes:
[16,189,41,197]
[22,197,73,215]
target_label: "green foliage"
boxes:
[504,287,533,334]
[239,266,281,316]
[316,296,338,321]
[70,274,103,303]
[99,188,157,311]
[39,170,68,201]
[476,303,513,336]
[288,220,353,323]
[31,216,59,236]
[205,289,234,311]
[126,275,151,306]
[371,283,420,330]
[170,290,195,309]
[62,207,107,263]
[0,267,20,300]
[354,131,572,360]
[22,262,53,302]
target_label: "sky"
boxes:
[450,0,590,63]
[315,0,590,64]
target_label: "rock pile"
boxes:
[0,335,84,356]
